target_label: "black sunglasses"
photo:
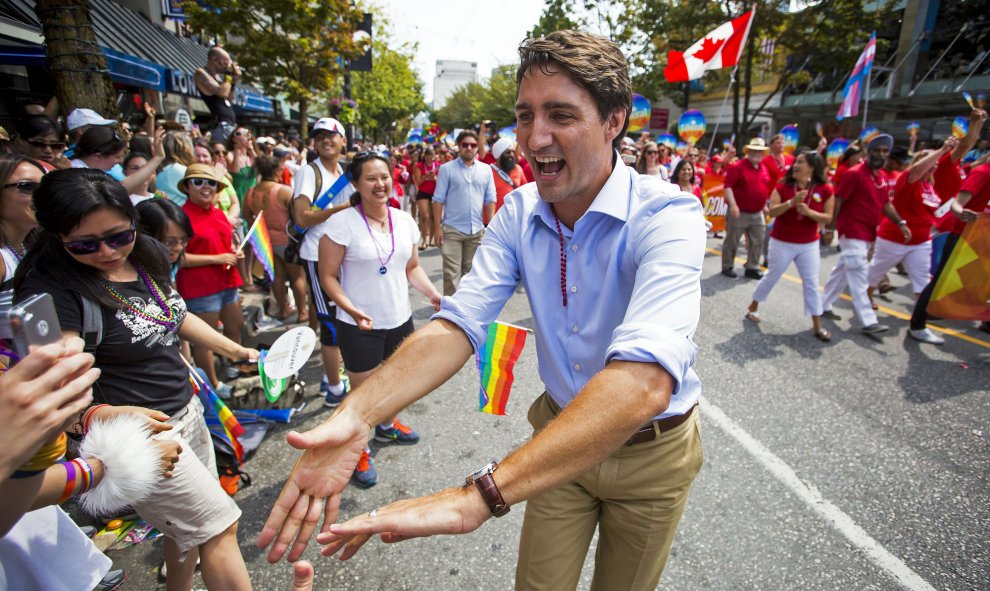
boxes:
[2,181,41,195]
[27,139,66,151]
[62,227,136,255]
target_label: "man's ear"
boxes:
[605,108,627,146]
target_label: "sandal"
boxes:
[813,328,832,342]
[745,311,761,323]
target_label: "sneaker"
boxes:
[908,328,945,345]
[821,309,842,321]
[351,449,378,488]
[321,374,351,408]
[744,268,765,280]
[374,419,420,445]
[721,268,738,278]
[94,569,126,590]
[861,323,890,335]
[215,382,233,400]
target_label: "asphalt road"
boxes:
[104,236,989,591]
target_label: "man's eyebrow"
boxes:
[515,101,579,111]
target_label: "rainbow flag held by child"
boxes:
[477,321,528,415]
[245,211,275,282]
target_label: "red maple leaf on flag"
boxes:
[691,36,726,63]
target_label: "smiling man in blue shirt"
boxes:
[259,29,706,591]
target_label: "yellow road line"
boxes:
[705,247,990,350]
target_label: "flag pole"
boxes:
[862,65,871,129]
[708,66,738,155]
[236,211,264,255]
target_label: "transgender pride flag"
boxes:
[836,32,877,121]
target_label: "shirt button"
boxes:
[570,285,578,293]
[574,363,581,371]
[571,324,578,333]
[571,244,578,252]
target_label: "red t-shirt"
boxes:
[724,159,772,212]
[832,162,851,188]
[491,164,528,210]
[946,162,990,235]
[416,161,439,195]
[835,163,891,242]
[933,152,969,234]
[762,153,794,194]
[771,183,833,244]
[877,174,940,245]
[176,201,242,299]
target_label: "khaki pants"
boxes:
[440,225,484,296]
[515,393,703,591]
[722,210,766,271]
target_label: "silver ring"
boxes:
[369,509,378,518]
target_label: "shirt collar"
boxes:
[532,151,631,230]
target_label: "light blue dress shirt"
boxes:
[434,159,704,420]
[432,158,497,235]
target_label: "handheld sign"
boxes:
[263,326,317,379]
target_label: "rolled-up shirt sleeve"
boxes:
[605,194,706,396]
[432,200,522,355]
[433,165,449,205]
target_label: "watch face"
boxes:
[471,460,497,480]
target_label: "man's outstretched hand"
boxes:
[257,407,371,563]
[315,485,492,560]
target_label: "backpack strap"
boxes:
[79,294,103,353]
[310,161,322,202]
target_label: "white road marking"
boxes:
[700,396,936,591]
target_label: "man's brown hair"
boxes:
[517,30,632,149]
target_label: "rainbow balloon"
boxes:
[906,122,920,137]
[407,128,423,145]
[780,124,799,155]
[963,91,975,110]
[952,116,968,139]
[628,94,652,133]
[675,140,688,156]
[677,109,707,146]
[859,127,879,145]
[826,138,849,169]
[657,133,677,150]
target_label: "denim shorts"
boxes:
[184,287,239,314]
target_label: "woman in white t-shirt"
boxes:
[316,152,442,488]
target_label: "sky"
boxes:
[371,0,546,105]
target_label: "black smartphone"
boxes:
[7,293,63,358]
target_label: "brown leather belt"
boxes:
[624,404,698,446]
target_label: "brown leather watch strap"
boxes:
[466,469,510,517]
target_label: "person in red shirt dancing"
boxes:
[722,137,772,279]
[821,133,910,335]
[762,133,794,189]
[746,151,835,341]
[867,139,958,338]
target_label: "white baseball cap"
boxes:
[66,108,117,131]
[257,136,276,145]
[311,117,345,137]
[492,137,516,159]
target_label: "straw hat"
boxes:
[179,163,229,195]
[743,137,771,153]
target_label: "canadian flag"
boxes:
[664,10,756,83]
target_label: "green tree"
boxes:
[352,40,426,144]
[182,0,366,139]
[477,65,519,130]
[433,81,486,130]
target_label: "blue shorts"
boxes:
[184,287,239,314]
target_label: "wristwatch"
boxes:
[466,460,510,517]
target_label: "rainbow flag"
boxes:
[928,215,990,321]
[246,211,275,282]
[477,321,528,415]
[190,374,245,462]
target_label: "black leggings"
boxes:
[910,233,959,330]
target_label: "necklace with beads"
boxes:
[357,204,395,275]
[100,262,178,330]
[550,205,568,307]
[4,243,24,261]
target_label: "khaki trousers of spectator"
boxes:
[515,393,703,591]
[440,225,483,296]
[721,210,766,271]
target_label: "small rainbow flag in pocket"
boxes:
[477,321,528,415]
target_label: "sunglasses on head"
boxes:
[188,178,218,188]
[27,139,66,151]
[3,181,41,195]
[352,150,387,162]
[62,227,136,255]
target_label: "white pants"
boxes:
[822,237,877,327]
[867,237,932,294]
[752,237,823,317]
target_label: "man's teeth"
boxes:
[536,157,562,163]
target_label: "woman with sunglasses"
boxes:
[10,116,67,169]
[635,141,670,181]
[0,155,44,287]
[175,164,245,398]
[316,151,442,488]
[195,139,241,230]
[14,168,255,591]
[746,151,835,342]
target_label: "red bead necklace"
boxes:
[550,205,567,307]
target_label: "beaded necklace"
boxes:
[4,243,24,261]
[100,262,178,330]
[550,205,567,307]
[357,204,395,275]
